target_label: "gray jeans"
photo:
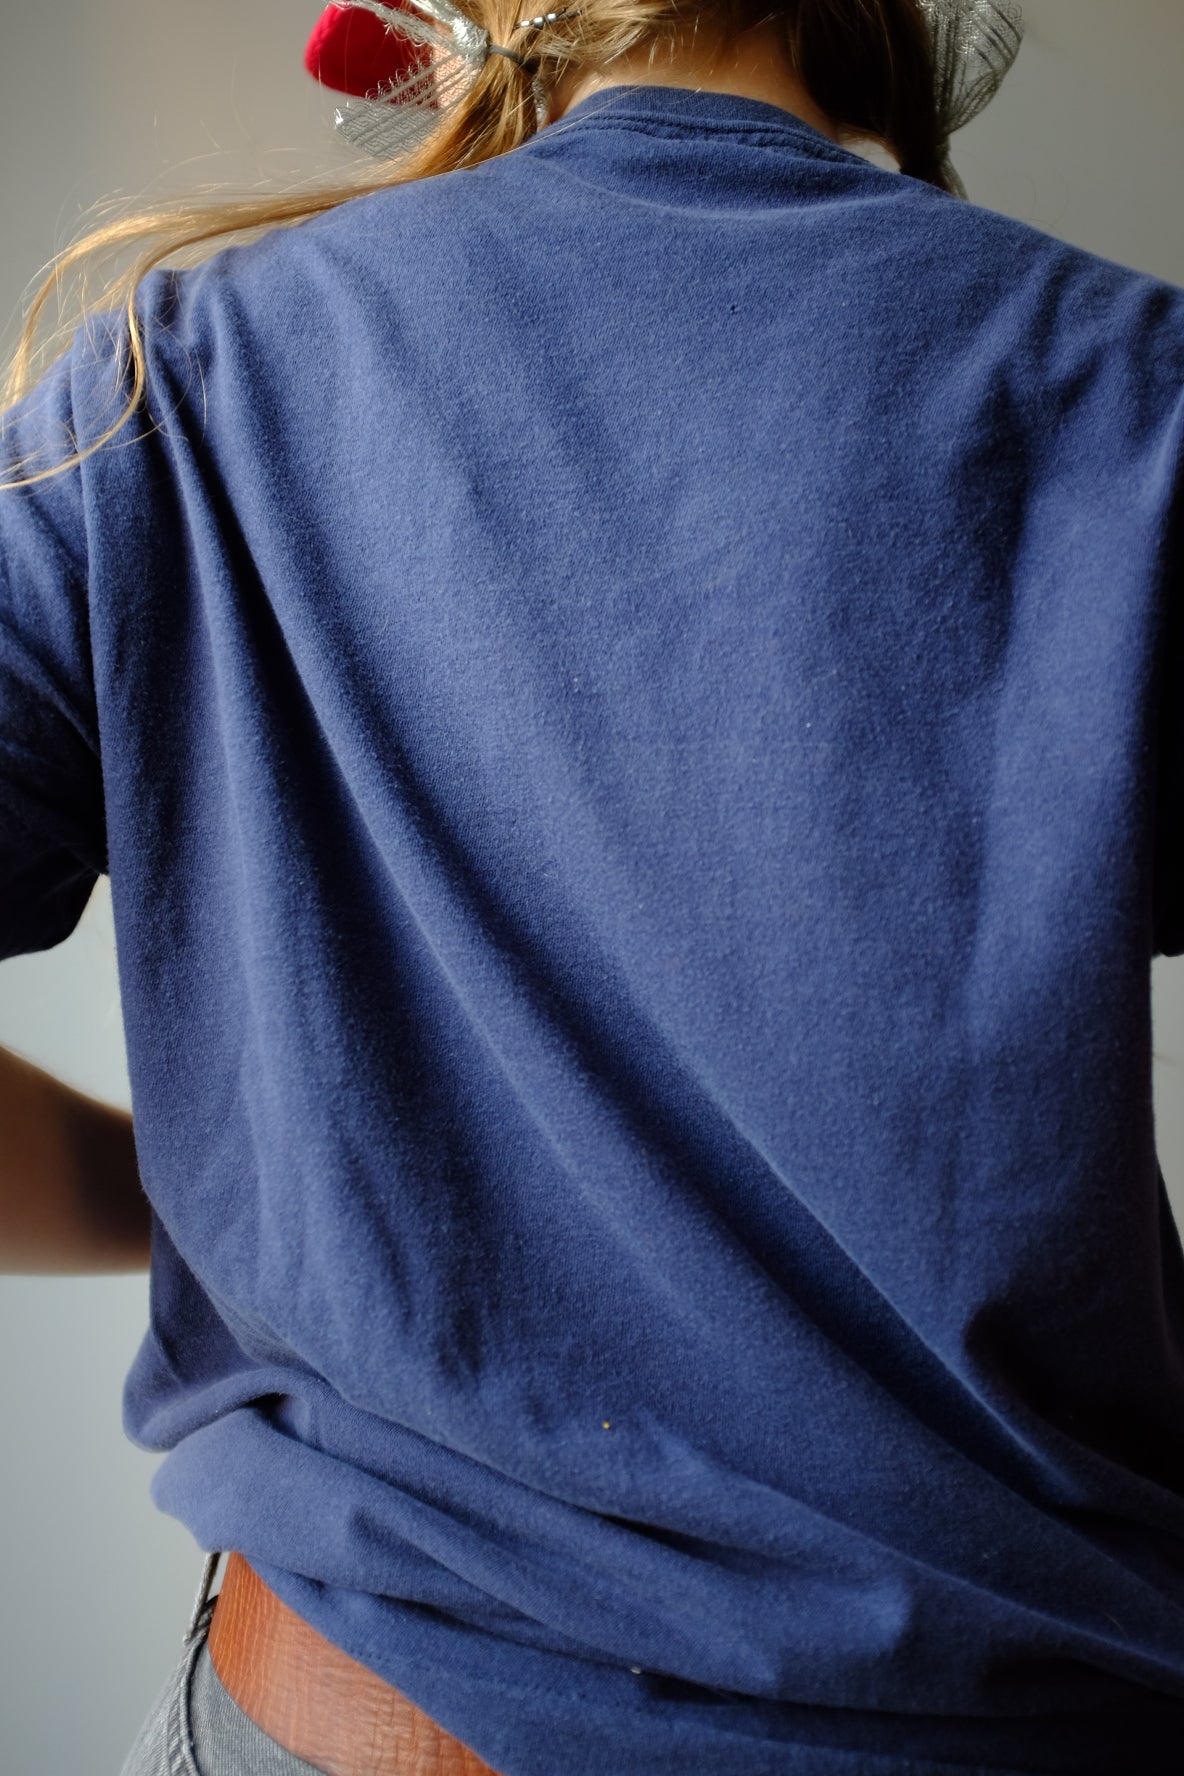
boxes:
[119,1554,324,1776]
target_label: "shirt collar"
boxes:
[535,82,845,159]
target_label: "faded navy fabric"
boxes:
[4,84,1184,1775]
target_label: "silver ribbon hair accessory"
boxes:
[329,0,580,159]
[916,0,1025,198]
[329,0,1024,186]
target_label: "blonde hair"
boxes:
[1,0,948,489]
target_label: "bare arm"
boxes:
[0,1043,150,1274]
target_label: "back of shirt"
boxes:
[3,84,1184,1776]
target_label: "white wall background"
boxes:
[1,3,1182,1771]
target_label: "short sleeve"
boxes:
[0,338,108,961]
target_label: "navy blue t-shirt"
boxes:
[3,84,1184,1774]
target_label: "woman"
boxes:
[3,1,1184,1772]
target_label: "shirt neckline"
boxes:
[529,82,855,163]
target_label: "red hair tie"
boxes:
[303,1,430,99]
